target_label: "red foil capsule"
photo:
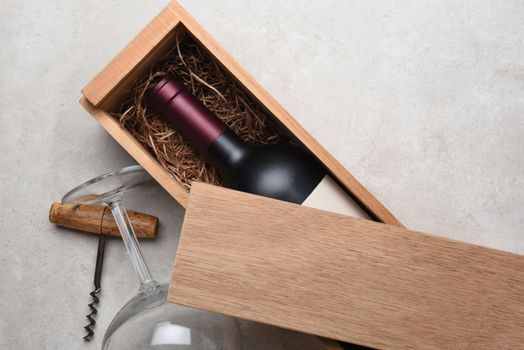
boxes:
[147,76,227,154]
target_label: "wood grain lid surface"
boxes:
[169,182,524,350]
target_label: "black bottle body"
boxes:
[207,130,325,204]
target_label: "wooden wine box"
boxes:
[80,0,399,226]
[80,1,400,349]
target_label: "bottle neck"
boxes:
[157,88,229,154]
[206,129,250,176]
[147,75,249,175]
[147,75,227,154]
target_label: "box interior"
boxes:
[102,24,300,191]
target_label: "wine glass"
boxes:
[62,165,242,349]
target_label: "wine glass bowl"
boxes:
[103,284,241,349]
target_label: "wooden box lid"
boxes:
[168,182,524,350]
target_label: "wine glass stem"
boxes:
[109,200,158,294]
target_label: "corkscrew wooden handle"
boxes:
[49,203,158,238]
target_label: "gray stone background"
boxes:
[1,0,522,349]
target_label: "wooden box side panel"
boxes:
[167,1,401,226]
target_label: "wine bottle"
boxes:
[147,75,367,218]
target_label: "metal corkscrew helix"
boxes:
[83,227,107,341]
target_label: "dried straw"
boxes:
[114,34,283,190]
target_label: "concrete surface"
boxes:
[1,0,523,349]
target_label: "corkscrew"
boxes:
[83,233,106,341]
[49,199,159,342]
